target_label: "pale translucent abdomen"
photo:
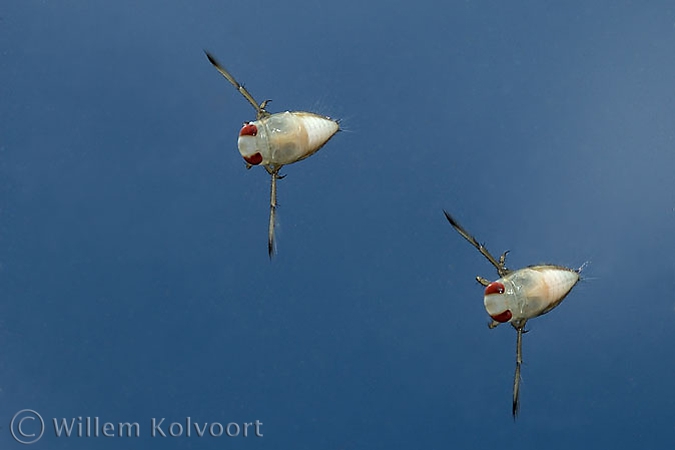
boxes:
[484,265,579,323]
[238,111,339,167]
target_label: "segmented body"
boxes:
[238,111,339,167]
[484,265,580,324]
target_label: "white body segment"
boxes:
[483,266,580,324]
[238,111,339,167]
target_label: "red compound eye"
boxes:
[490,310,512,323]
[243,152,263,165]
[484,281,505,296]
[240,123,258,136]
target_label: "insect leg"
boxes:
[259,99,272,112]
[499,250,510,267]
[204,51,271,120]
[443,211,510,277]
[476,276,490,286]
[267,167,282,258]
[512,321,526,419]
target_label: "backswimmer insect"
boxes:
[443,210,582,418]
[205,51,340,257]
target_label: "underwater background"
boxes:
[2,1,675,448]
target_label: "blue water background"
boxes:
[2,1,675,448]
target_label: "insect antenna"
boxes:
[204,51,270,119]
[443,210,510,277]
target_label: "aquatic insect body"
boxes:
[238,111,339,167]
[205,51,339,257]
[484,266,579,325]
[444,210,581,418]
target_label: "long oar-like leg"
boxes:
[204,51,270,120]
[512,322,525,418]
[443,211,510,277]
[268,169,280,258]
